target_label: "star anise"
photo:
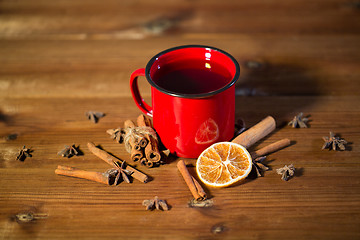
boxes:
[113,161,133,184]
[15,212,48,223]
[252,156,270,177]
[106,128,126,143]
[16,146,32,161]
[245,60,263,69]
[322,132,347,151]
[5,133,18,141]
[85,111,105,123]
[188,198,214,208]
[276,164,295,181]
[288,112,309,128]
[58,144,79,158]
[142,196,169,211]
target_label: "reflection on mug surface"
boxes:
[195,118,219,145]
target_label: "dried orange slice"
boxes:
[196,142,252,187]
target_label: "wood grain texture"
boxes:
[1,0,360,239]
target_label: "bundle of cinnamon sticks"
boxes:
[107,114,162,168]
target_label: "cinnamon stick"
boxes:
[140,158,154,168]
[55,165,111,185]
[137,137,148,149]
[177,160,207,201]
[87,142,149,183]
[137,114,161,163]
[250,138,291,159]
[232,116,276,149]
[124,119,144,161]
[192,176,207,198]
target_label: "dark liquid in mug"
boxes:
[152,60,232,95]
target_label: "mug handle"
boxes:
[130,68,153,117]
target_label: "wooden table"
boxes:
[1,0,359,239]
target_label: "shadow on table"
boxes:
[0,110,12,124]
[235,60,321,125]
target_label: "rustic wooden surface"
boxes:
[1,0,360,239]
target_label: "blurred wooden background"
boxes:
[0,0,359,239]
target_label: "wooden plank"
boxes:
[0,0,359,40]
[0,35,360,98]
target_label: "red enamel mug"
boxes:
[130,45,240,158]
